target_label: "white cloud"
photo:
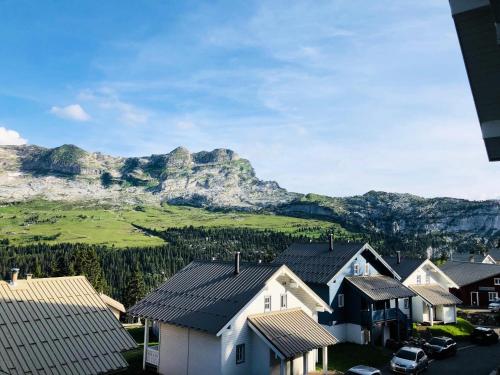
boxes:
[50,104,91,122]
[0,126,27,145]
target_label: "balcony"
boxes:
[146,345,159,366]
[361,308,404,324]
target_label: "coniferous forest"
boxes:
[0,225,451,307]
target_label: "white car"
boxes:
[390,346,429,374]
[488,298,500,312]
[345,365,382,375]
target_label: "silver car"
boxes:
[390,346,429,374]
[345,365,382,375]
[488,298,500,312]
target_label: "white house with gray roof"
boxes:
[384,254,461,325]
[274,238,415,346]
[129,253,336,375]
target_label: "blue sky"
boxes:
[0,0,498,200]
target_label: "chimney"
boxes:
[26,273,33,281]
[329,233,334,252]
[10,268,19,285]
[396,251,401,265]
[234,252,241,275]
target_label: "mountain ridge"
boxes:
[1,143,500,252]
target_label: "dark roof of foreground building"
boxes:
[273,242,366,284]
[409,284,462,306]
[247,308,337,359]
[449,0,500,161]
[384,257,425,280]
[128,260,281,334]
[440,261,500,286]
[0,276,137,375]
[346,275,415,301]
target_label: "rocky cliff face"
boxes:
[1,144,500,249]
[0,144,294,209]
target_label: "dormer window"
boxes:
[354,264,360,275]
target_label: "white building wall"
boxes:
[346,323,363,344]
[325,323,347,342]
[220,277,318,375]
[158,323,221,375]
[411,296,424,322]
[442,306,456,323]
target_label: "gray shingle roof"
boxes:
[346,276,415,301]
[0,276,137,375]
[273,242,365,284]
[410,284,462,306]
[487,248,500,262]
[440,261,500,286]
[384,257,425,280]
[247,308,337,359]
[128,261,281,334]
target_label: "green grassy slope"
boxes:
[0,200,350,247]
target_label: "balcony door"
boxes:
[470,292,479,306]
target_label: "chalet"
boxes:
[440,261,500,307]
[384,254,461,325]
[274,238,415,346]
[128,253,337,375]
[100,293,126,320]
[0,269,137,374]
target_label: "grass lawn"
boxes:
[413,317,474,339]
[319,343,392,372]
[123,326,158,374]
[0,200,348,247]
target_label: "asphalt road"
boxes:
[381,342,500,375]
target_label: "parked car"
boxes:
[345,365,382,375]
[488,298,500,312]
[390,346,429,374]
[423,336,457,358]
[470,327,499,345]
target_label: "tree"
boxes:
[124,263,146,308]
[74,248,108,293]
[101,172,113,188]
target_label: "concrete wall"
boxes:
[158,323,221,375]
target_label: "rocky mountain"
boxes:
[0,144,295,209]
[1,144,500,253]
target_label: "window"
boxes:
[489,292,498,301]
[404,298,409,309]
[416,275,422,285]
[365,263,370,275]
[353,264,360,275]
[338,294,344,308]
[495,278,500,286]
[425,274,430,284]
[236,344,245,364]
[264,295,271,312]
[280,293,287,309]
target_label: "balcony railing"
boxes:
[361,308,405,324]
[146,345,159,366]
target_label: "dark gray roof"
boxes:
[450,252,480,263]
[487,248,500,261]
[247,309,337,359]
[128,261,281,334]
[410,285,462,306]
[346,276,415,301]
[273,242,366,284]
[384,257,425,280]
[440,261,500,287]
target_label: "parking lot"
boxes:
[380,341,499,375]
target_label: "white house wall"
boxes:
[411,296,425,323]
[220,277,317,375]
[158,323,221,375]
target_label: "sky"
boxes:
[0,0,498,200]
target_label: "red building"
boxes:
[440,261,500,307]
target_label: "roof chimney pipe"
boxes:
[10,268,19,285]
[234,252,241,275]
[26,273,33,281]
[396,251,401,265]
[329,233,334,252]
